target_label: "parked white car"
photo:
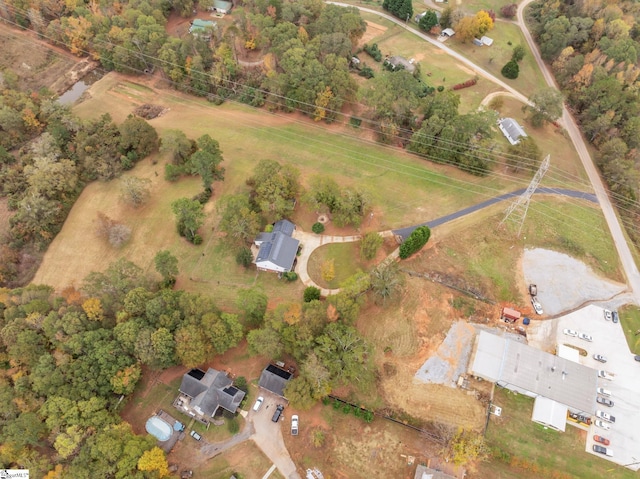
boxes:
[597,387,612,397]
[252,396,264,412]
[598,370,614,381]
[579,332,593,342]
[291,415,299,435]
[594,419,610,430]
[603,309,612,321]
[593,354,607,363]
[563,329,578,337]
[531,297,543,315]
[596,410,616,423]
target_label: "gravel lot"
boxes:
[522,248,628,316]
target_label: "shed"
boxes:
[531,396,567,432]
[258,364,293,397]
[472,38,483,47]
[208,0,233,14]
[441,28,455,37]
[189,19,216,40]
[501,307,521,323]
[498,118,527,145]
[481,36,494,46]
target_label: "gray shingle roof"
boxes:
[179,368,245,416]
[272,219,295,236]
[255,232,299,271]
[499,118,527,145]
[258,364,293,397]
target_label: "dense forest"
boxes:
[528,0,640,243]
[0,258,376,476]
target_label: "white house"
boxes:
[254,220,299,273]
[498,117,527,145]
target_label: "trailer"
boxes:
[501,307,521,323]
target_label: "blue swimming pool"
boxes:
[145,416,172,442]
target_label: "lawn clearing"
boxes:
[36,72,537,300]
[488,95,588,184]
[445,22,546,101]
[619,304,640,354]
[283,400,441,479]
[355,276,490,429]
[481,387,637,479]
[405,198,622,309]
[171,440,281,479]
[307,242,365,289]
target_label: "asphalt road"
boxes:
[392,188,598,239]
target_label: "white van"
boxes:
[253,396,264,412]
[597,387,611,397]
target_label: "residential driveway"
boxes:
[250,394,301,479]
[555,305,640,470]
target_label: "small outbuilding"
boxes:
[189,19,216,40]
[498,118,527,145]
[441,28,455,37]
[501,307,521,323]
[258,364,293,397]
[481,36,494,46]
[472,38,483,46]
[208,0,233,14]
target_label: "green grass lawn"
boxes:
[307,242,366,289]
[481,387,638,479]
[619,304,640,354]
[407,198,622,305]
[195,441,281,479]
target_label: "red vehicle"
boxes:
[594,435,610,446]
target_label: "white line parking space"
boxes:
[557,304,640,469]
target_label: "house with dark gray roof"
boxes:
[173,368,245,424]
[384,56,416,74]
[498,118,527,145]
[258,364,293,397]
[254,220,299,273]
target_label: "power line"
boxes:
[2,9,639,244]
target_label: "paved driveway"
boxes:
[250,394,301,479]
[557,305,640,470]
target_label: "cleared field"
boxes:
[404,198,622,308]
[480,387,638,479]
[35,72,546,302]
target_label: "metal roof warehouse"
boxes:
[469,330,598,413]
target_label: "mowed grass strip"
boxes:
[620,305,640,354]
[481,387,638,479]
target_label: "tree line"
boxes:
[528,0,640,245]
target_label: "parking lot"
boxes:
[557,304,640,469]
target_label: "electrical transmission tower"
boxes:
[500,154,550,236]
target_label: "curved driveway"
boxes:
[327,1,640,304]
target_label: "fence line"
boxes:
[401,269,496,305]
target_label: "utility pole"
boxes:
[500,154,550,236]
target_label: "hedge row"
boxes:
[452,78,478,90]
[399,225,431,259]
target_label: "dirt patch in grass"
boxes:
[358,20,388,48]
[170,439,278,479]
[0,23,80,92]
[283,401,438,479]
